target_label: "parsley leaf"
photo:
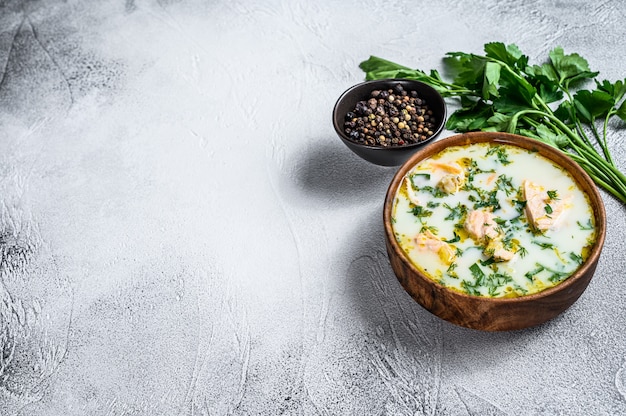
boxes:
[410,206,433,219]
[443,202,467,221]
[486,145,511,165]
[577,219,594,230]
[360,43,626,205]
[495,174,515,196]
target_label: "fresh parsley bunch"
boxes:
[359,42,626,204]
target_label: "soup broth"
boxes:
[391,142,597,298]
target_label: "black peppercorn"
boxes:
[343,84,437,147]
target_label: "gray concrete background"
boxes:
[1,0,625,414]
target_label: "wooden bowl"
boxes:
[332,79,446,166]
[383,131,606,331]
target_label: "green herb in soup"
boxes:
[391,142,597,298]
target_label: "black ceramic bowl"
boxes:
[332,79,447,166]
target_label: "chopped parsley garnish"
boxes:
[548,269,570,283]
[480,257,496,266]
[488,286,500,297]
[486,145,511,165]
[577,219,594,230]
[446,262,459,278]
[420,185,447,198]
[464,262,513,297]
[487,272,514,296]
[493,217,507,225]
[411,173,431,181]
[465,159,495,182]
[409,206,433,219]
[443,202,467,221]
[495,174,515,196]
[469,262,485,281]
[461,280,482,296]
[569,252,584,264]
[533,241,554,250]
[420,225,438,234]
[517,246,528,258]
[524,265,545,281]
[445,232,460,243]
[512,284,528,295]
[524,263,570,284]
[512,199,527,210]
[472,189,501,211]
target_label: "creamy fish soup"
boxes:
[391,142,597,298]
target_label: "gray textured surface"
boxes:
[1,0,626,414]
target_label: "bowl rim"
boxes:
[383,131,607,305]
[332,78,447,151]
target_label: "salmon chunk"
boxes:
[522,180,570,231]
[465,209,516,262]
[429,161,464,175]
[404,177,421,206]
[464,209,500,241]
[414,230,456,265]
[438,174,464,194]
[425,161,464,194]
[485,239,515,262]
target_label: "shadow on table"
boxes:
[289,138,396,207]
[340,206,556,366]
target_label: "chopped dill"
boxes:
[410,206,433,219]
[473,189,501,211]
[420,185,447,198]
[577,219,594,230]
[420,224,439,234]
[486,145,511,165]
[525,265,544,281]
[517,245,528,258]
[445,232,460,243]
[496,173,516,195]
[569,252,584,264]
[443,202,467,221]
[533,241,554,250]
[447,262,459,278]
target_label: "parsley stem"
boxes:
[568,155,626,203]
[359,45,626,206]
[559,88,596,150]
[587,121,611,164]
[510,104,625,205]
[514,109,626,202]
[602,110,617,166]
